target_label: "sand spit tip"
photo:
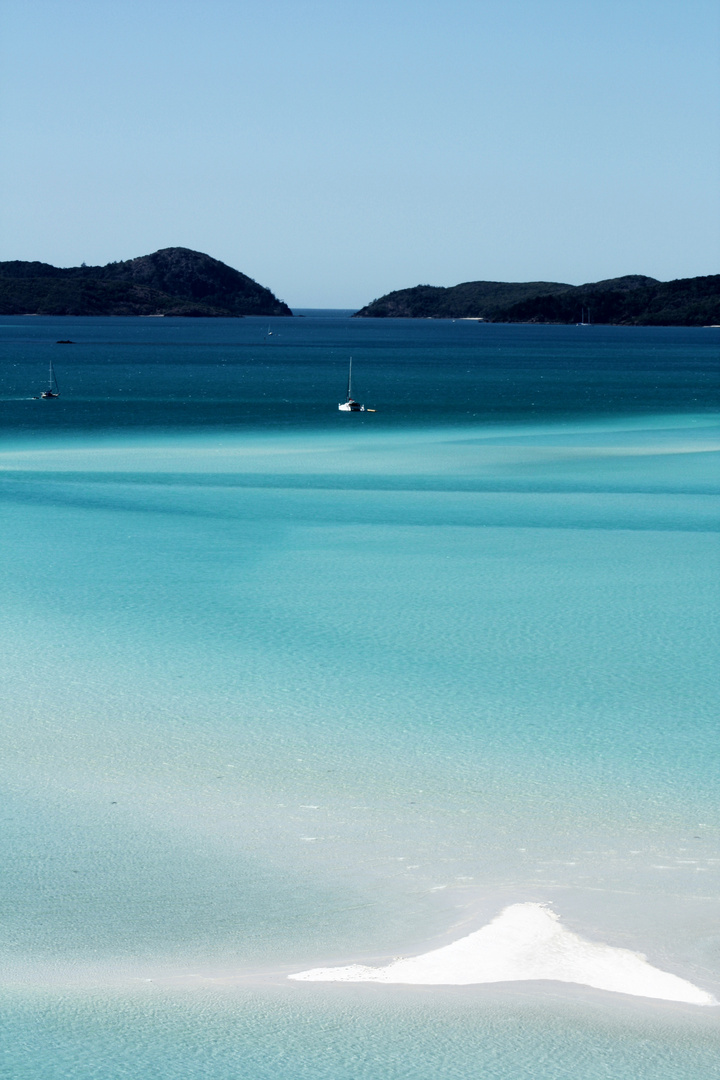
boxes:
[289,902,716,1005]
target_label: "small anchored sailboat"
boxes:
[338,357,364,411]
[40,360,60,398]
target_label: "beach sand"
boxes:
[290,902,716,1005]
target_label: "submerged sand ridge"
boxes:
[290,903,717,1006]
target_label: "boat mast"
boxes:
[347,357,352,401]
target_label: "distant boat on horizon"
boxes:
[39,359,60,398]
[578,306,592,326]
[338,357,364,411]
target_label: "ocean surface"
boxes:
[1,315,718,1077]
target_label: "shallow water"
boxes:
[2,985,720,1080]
[1,317,718,1075]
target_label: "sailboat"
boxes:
[40,360,60,398]
[338,357,364,411]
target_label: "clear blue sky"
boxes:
[1,0,718,307]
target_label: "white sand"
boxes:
[289,903,716,1005]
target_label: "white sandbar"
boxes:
[289,903,716,1005]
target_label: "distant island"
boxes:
[354,274,720,325]
[0,247,292,317]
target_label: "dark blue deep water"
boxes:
[1,316,717,437]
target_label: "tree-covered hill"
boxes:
[354,280,574,319]
[0,247,292,316]
[354,273,720,325]
[489,275,720,326]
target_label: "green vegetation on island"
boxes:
[0,247,292,317]
[355,280,574,319]
[354,274,720,325]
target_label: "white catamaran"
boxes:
[338,357,364,411]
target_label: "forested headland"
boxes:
[0,247,292,316]
[354,274,720,325]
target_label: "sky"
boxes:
[1,0,718,307]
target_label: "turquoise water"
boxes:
[1,317,719,1076]
[2,986,720,1080]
